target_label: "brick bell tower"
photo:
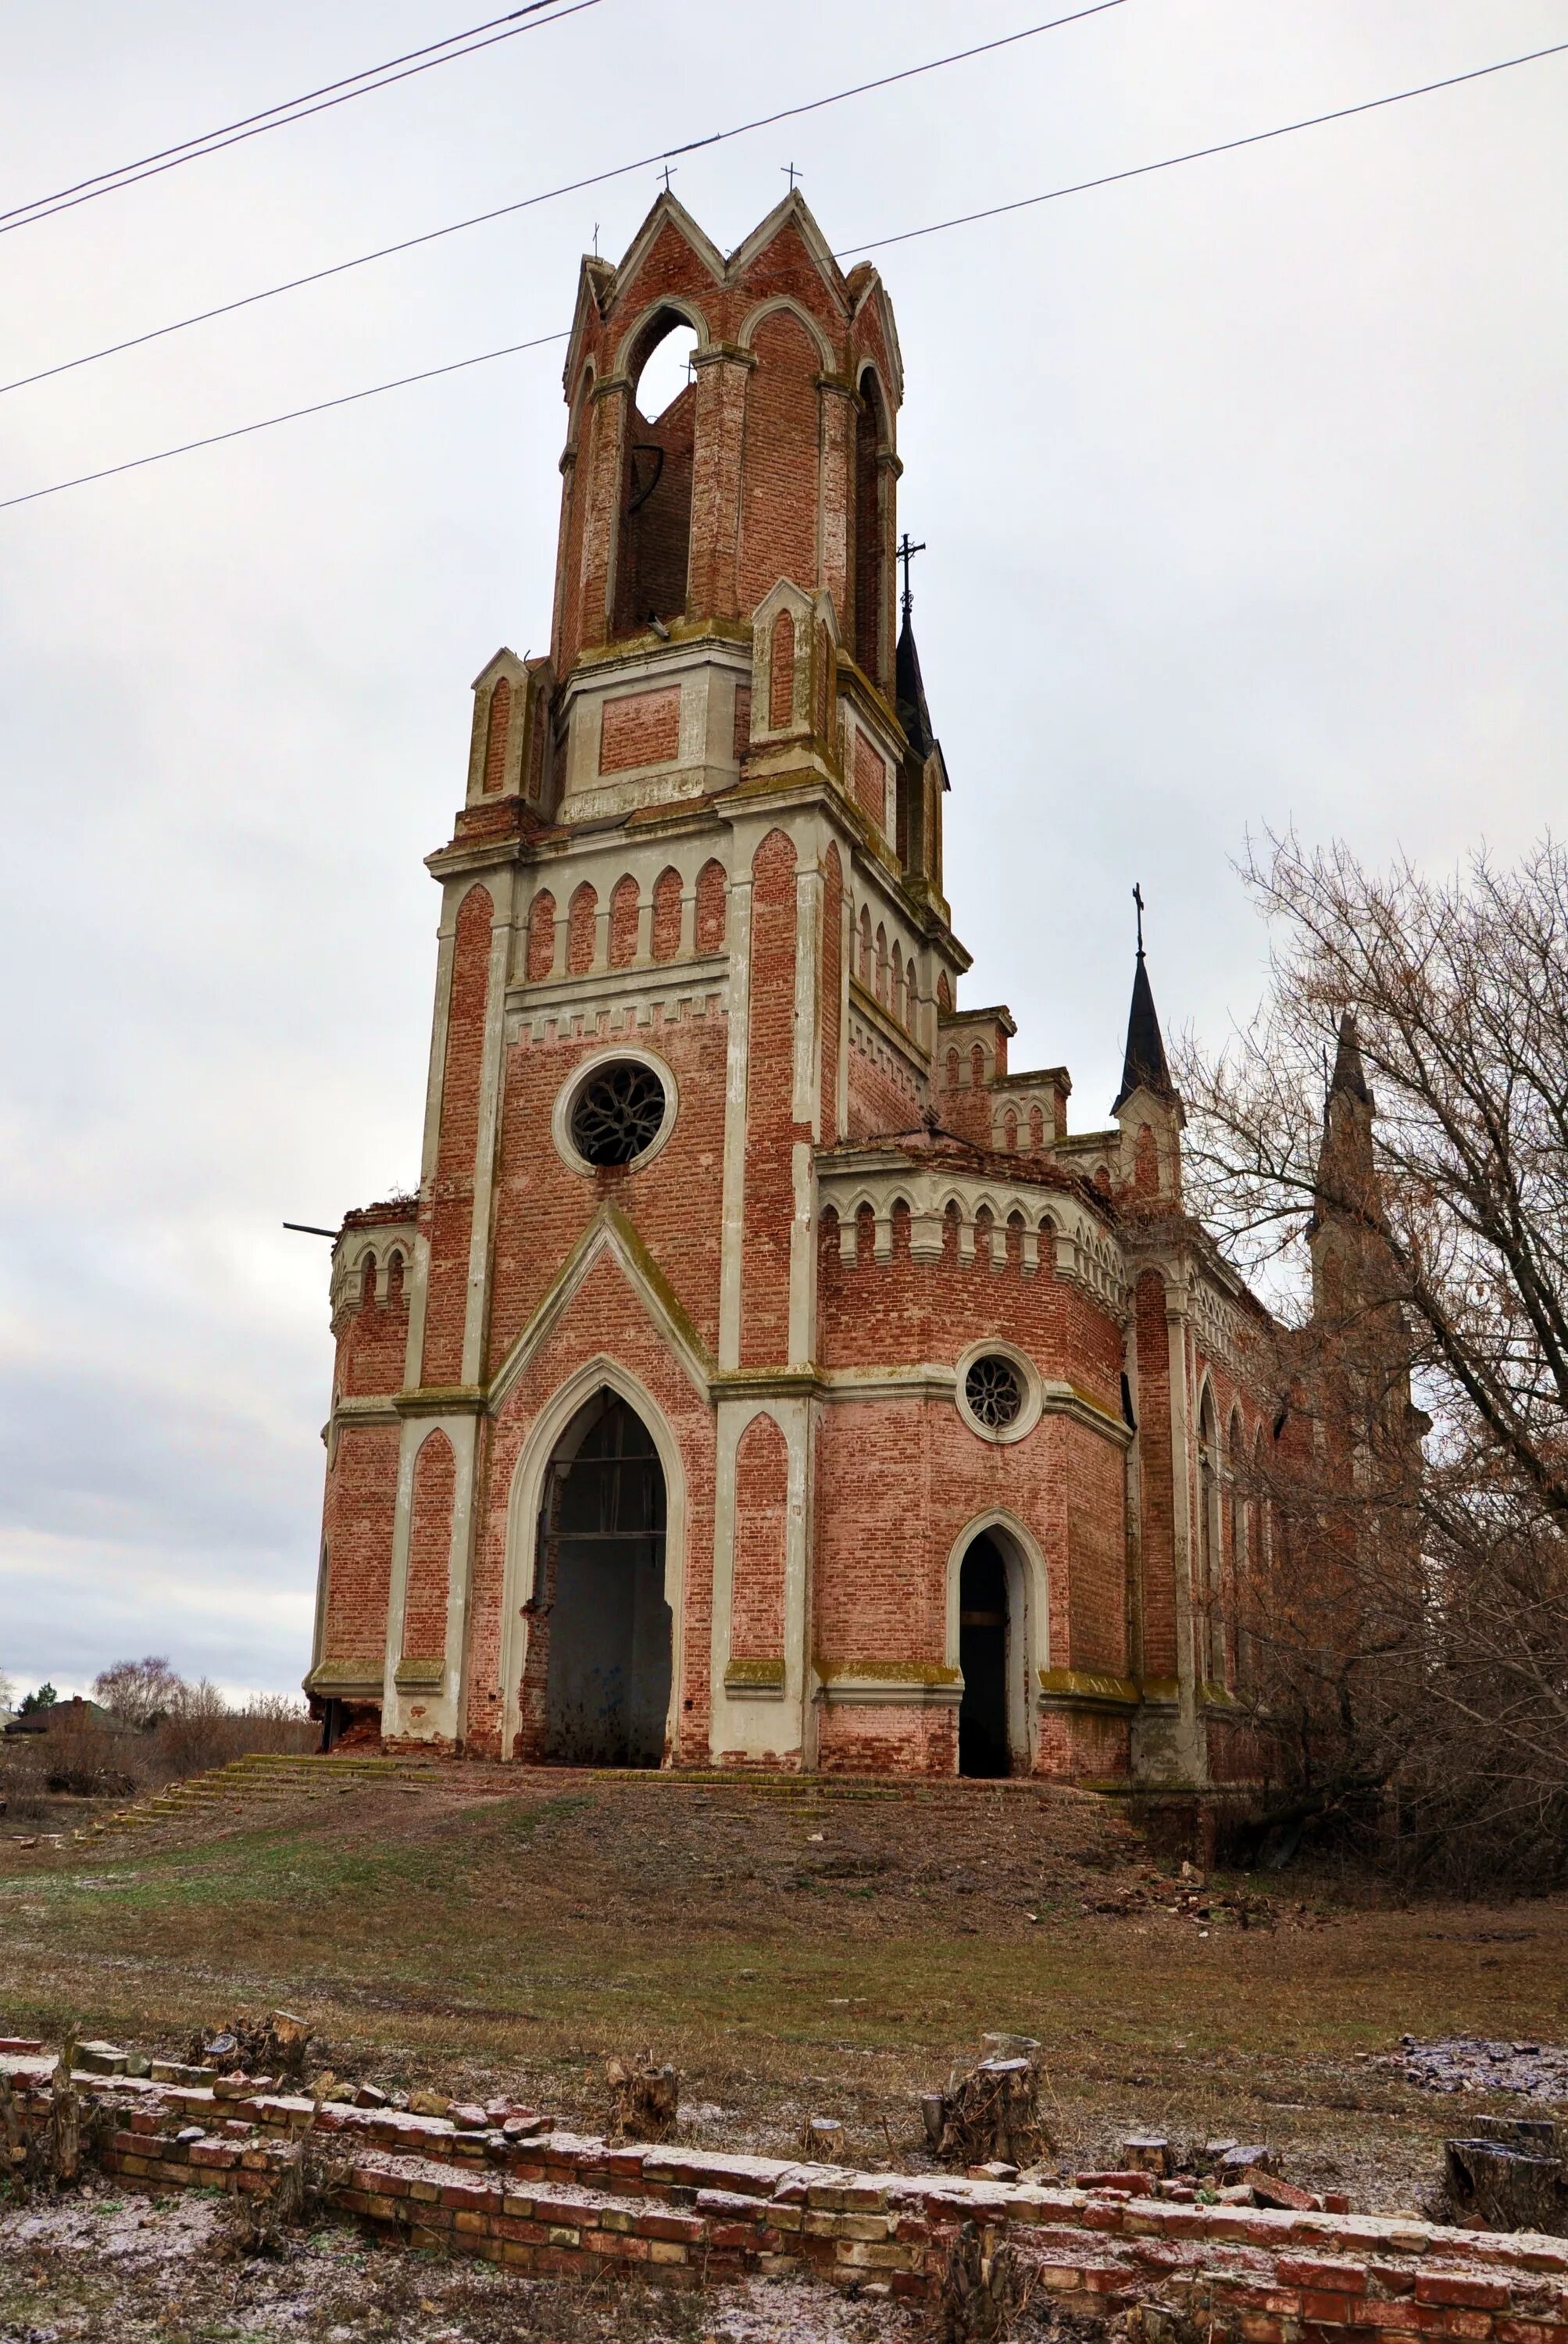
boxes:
[308,189,965,1765]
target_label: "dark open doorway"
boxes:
[958,1532,1011,1778]
[538,1392,671,1767]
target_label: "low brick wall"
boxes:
[5,2053,1567,2328]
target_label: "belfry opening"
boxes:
[533,1391,671,1767]
[957,1534,1012,1779]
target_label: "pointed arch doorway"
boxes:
[534,1389,671,1767]
[957,1532,1012,1778]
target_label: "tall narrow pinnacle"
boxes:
[1327,1009,1370,1104]
[1112,893,1174,1113]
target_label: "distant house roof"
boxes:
[3,1694,124,1738]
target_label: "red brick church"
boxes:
[305,190,1324,1785]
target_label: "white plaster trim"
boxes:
[815,1675,963,1709]
[944,1509,1052,1770]
[954,1339,1042,1447]
[488,1206,713,1414]
[498,1356,688,1763]
[551,1042,680,1178]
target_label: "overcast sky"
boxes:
[2,1,1563,1703]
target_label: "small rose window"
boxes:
[570,1060,667,1167]
[963,1353,1024,1431]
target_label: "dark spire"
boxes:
[1112,887,1176,1113]
[895,613,934,758]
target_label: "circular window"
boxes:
[964,1353,1023,1431]
[570,1060,666,1166]
[555,1049,677,1175]
[955,1340,1041,1445]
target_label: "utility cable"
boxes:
[4,38,1563,516]
[0,0,602,239]
[0,3,1127,398]
[838,35,1568,257]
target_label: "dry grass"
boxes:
[2,1774,1565,2215]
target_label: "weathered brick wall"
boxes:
[728,1410,788,1663]
[651,865,683,961]
[13,2054,1568,2326]
[741,829,805,1368]
[320,1424,400,1667]
[480,677,511,794]
[484,1009,730,1377]
[737,311,822,613]
[694,858,727,954]
[608,874,639,967]
[420,885,494,1389]
[401,1429,455,1662]
[566,882,596,975]
[846,1030,923,1140]
[1134,1269,1177,1680]
[599,688,682,774]
[334,1268,409,1399]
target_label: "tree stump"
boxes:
[1445,2139,1565,2235]
[605,2057,680,2143]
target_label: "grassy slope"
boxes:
[2,1777,1564,2210]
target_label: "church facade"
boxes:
[305,191,1294,1785]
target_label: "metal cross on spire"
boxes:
[782,160,802,190]
[659,163,677,193]
[897,531,926,627]
[1133,882,1146,956]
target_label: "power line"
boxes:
[0,2,1127,398]
[839,36,1568,258]
[0,2,568,227]
[0,0,602,240]
[4,38,1563,518]
[0,334,570,512]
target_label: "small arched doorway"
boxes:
[957,1532,1012,1778]
[534,1391,671,1766]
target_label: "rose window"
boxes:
[570,1060,667,1167]
[963,1353,1024,1431]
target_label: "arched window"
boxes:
[1028,1104,1045,1149]
[970,1043,986,1092]
[973,1203,995,1267]
[1007,1210,1026,1267]
[526,890,556,982]
[614,312,698,638]
[694,858,727,952]
[651,866,682,962]
[609,874,639,968]
[859,905,873,988]
[387,1251,405,1306]
[875,923,888,1006]
[853,368,889,685]
[359,1253,378,1308]
[769,607,796,730]
[891,941,904,1025]
[937,971,952,1013]
[566,881,598,976]
[1002,1109,1018,1152]
[890,1195,912,1260]
[481,676,511,794]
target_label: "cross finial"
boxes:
[591,222,599,256]
[659,163,677,193]
[1133,881,1145,956]
[897,531,926,627]
[783,160,802,191]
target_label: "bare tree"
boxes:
[1176,833,1568,1888]
[93,1656,185,1730]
